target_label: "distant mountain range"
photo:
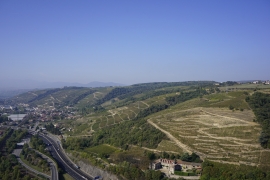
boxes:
[0,80,125,98]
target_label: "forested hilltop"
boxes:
[3,81,270,180]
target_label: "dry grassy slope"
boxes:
[64,89,180,136]
[84,93,173,134]
[147,91,270,170]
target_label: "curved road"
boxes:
[32,149,59,180]
[13,148,51,179]
[28,130,59,180]
[39,134,94,180]
[18,158,51,179]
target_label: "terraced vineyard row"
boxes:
[91,96,167,131]
[148,92,270,170]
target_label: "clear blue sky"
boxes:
[0,0,269,85]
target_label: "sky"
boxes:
[0,0,270,87]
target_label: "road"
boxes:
[13,148,51,179]
[147,119,193,154]
[39,133,94,180]
[32,148,59,180]
[27,130,59,180]
[6,125,96,180]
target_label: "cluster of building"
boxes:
[0,105,14,113]
[252,80,270,84]
[0,103,79,128]
[31,108,77,122]
[149,158,201,175]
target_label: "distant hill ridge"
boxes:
[0,79,125,89]
[4,81,215,107]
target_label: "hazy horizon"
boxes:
[1,1,269,85]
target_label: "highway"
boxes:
[5,125,94,180]
[39,133,94,180]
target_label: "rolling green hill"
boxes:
[7,81,270,179]
[8,81,214,108]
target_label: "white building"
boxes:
[8,114,27,121]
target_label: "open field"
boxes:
[85,144,119,155]
[219,83,270,90]
[155,140,184,154]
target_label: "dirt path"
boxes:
[140,101,150,107]
[55,98,61,102]
[108,110,116,116]
[105,116,109,126]
[98,118,102,128]
[123,113,130,120]
[93,93,98,99]
[112,115,116,124]
[209,159,240,166]
[133,145,179,154]
[197,128,253,142]
[30,92,38,96]
[68,135,92,137]
[200,109,257,126]
[118,114,125,121]
[147,119,194,155]
[129,110,138,117]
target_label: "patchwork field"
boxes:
[149,107,270,169]
[54,86,270,171]
[83,93,176,133]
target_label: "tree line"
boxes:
[113,88,182,109]
[95,81,214,106]
[201,160,270,180]
[31,135,47,154]
[0,128,13,152]
[107,161,184,180]
[246,92,270,148]
[5,129,27,154]
[151,151,202,163]
[165,88,207,106]
[0,115,8,123]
